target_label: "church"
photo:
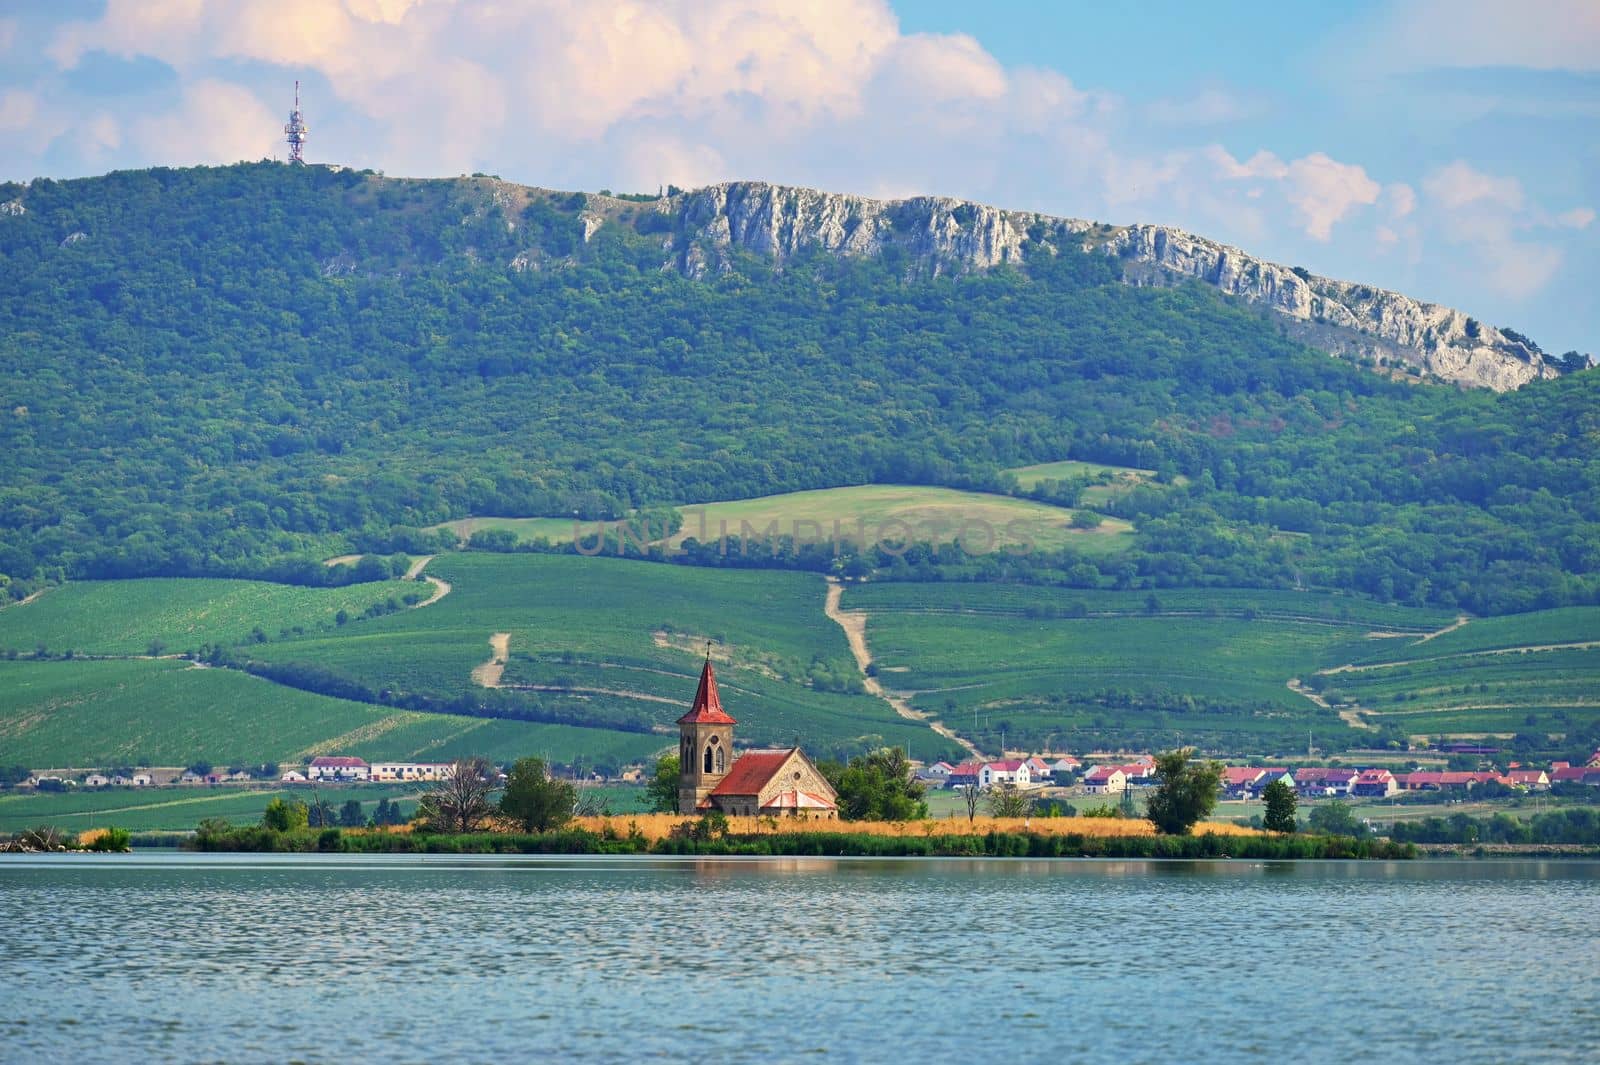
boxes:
[676,655,838,818]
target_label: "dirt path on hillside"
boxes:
[502,683,683,706]
[1417,615,1471,643]
[0,589,45,610]
[824,579,982,760]
[471,632,511,688]
[404,555,434,580]
[1287,678,1372,730]
[1319,639,1600,675]
[323,554,362,567]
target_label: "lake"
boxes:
[2,854,1596,1063]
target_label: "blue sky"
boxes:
[1,0,1594,354]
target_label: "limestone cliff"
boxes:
[649,181,1562,391]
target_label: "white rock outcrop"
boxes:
[660,181,1561,391]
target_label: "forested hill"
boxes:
[0,162,1597,615]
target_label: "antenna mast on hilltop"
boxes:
[284,80,309,164]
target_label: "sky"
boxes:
[1,0,1595,354]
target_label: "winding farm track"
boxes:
[404,556,452,609]
[471,632,511,688]
[1318,639,1600,675]
[1287,677,1372,730]
[823,578,982,760]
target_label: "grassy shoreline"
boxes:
[178,822,1415,860]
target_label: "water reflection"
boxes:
[1,855,1596,1063]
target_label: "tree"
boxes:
[986,780,1033,818]
[261,797,308,832]
[1262,778,1298,833]
[953,780,979,822]
[1307,799,1364,837]
[416,756,496,834]
[644,754,680,813]
[307,797,336,828]
[499,757,577,833]
[1143,748,1224,835]
[823,747,927,821]
[338,799,365,828]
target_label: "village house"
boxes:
[131,771,155,787]
[980,760,1033,789]
[1221,767,1265,798]
[1248,769,1294,799]
[1048,755,1082,776]
[1351,768,1398,797]
[1294,768,1358,798]
[307,756,371,782]
[945,762,983,790]
[676,656,837,818]
[279,770,308,783]
[1111,754,1156,784]
[1082,766,1127,794]
[369,762,453,783]
[83,773,111,788]
[1551,765,1600,786]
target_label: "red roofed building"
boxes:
[307,756,370,781]
[1352,768,1398,797]
[676,656,837,817]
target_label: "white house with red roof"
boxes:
[1083,766,1127,794]
[1295,768,1358,797]
[675,656,837,818]
[1221,767,1266,797]
[1351,768,1398,797]
[980,760,1033,789]
[307,756,371,781]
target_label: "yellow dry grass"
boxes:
[572,813,1262,844]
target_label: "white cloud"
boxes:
[1424,161,1524,211]
[131,79,280,165]
[1384,182,1416,220]
[0,18,17,54]
[1557,206,1595,230]
[1206,146,1378,240]
[1370,0,1600,73]
[0,89,38,133]
[1484,241,1563,299]
[1147,88,1258,126]
[1283,153,1380,241]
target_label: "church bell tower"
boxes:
[677,653,736,814]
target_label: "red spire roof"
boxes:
[677,656,737,726]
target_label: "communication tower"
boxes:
[284,81,309,164]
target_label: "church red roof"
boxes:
[676,657,736,726]
[710,749,794,797]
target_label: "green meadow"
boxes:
[3,552,1595,772]
[1312,608,1600,738]
[842,582,1455,754]
[250,554,959,761]
[0,784,427,834]
[0,578,419,656]
[429,483,1133,555]
[0,655,668,770]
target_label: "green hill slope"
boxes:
[2,164,1597,616]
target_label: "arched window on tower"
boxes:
[716,746,726,773]
[704,745,714,773]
